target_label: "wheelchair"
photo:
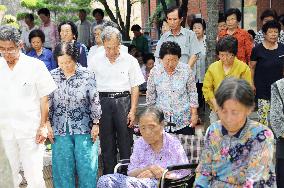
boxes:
[114,159,198,188]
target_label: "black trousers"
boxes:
[99,95,133,175]
[196,82,205,111]
[276,138,284,188]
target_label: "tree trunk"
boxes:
[206,0,219,69]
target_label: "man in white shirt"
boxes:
[88,26,145,174]
[0,25,57,187]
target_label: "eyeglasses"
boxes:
[0,48,18,54]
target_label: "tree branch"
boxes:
[115,0,126,31]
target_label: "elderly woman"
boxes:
[250,20,284,126]
[203,35,252,123]
[195,78,276,187]
[87,24,103,64]
[147,41,198,135]
[270,78,284,188]
[58,21,88,67]
[47,42,101,188]
[26,29,57,71]
[97,106,189,187]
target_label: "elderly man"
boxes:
[88,26,145,174]
[155,6,201,69]
[0,25,57,187]
[76,9,92,48]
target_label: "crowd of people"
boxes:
[0,4,284,188]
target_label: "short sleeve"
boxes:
[35,60,57,97]
[128,58,145,87]
[250,45,258,61]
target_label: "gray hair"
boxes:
[138,106,165,124]
[215,77,254,109]
[93,24,104,32]
[102,20,119,29]
[0,25,21,46]
[101,26,122,44]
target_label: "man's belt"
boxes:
[99,91,130,98]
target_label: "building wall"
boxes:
[256,0,284,30]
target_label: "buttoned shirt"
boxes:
[154,27,202,65]
[254,30,284,45]
[146,62,198,131]
[26,48,57,71]
[39,21,59,50]
[218,28,253,64]
[49,65,101,136]
[202,58,252,109]
[88,51,145,92]
[76,19,92,47]
[194,119,276,187]
[0,53,57,140]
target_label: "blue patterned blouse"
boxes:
[146,62,198,132]
[194,119,276,187]
[49,65,101,136]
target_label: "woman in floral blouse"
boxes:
[194,78,276,187]
[47,42,101,188]
[146,41,198,135]
[97,106,190,187]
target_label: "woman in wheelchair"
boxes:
[194,78,276,187]
[97,106,191,187]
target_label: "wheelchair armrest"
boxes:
[166,163,198,171]
[114,159,130,173]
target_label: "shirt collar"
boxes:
[221,118,248,138]
[167,27,186,37]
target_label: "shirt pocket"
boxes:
[20,81,35,97]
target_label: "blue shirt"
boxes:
[26,48,57,71]
[49,65,101,136]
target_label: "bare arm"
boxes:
[36,96,49,144]
[127,86,139,127]
[188,54,198,69]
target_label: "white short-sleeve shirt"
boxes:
[0,53,57,140]
[88,51,145,92]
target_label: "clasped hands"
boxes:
[137,165,174,179]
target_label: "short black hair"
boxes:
[159,41,181,59]
[92,8,104,18]
[131,24,141,32]
[216,35,238,55]
[262,20,281,34]
[58,21,78,40]
[28,29,45,43]
[218,12,226,23]
[53,42,79,64]
[247,29,256,39]
[25,13,34,21]
[166,6,183,19]
[225,8,242,22]
[215,77,254,109]
[260,8,278,21]
[138,106,165,123]
[190,18,206,30]
[79,9,87,14]
[37,8,50,17]
[143,53,155,64]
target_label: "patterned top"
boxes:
[194,119,276,187]
[202,58,252,109]
[146,62,198,131]
[49,65,101,136]
[192,37,207,83]
[128,131,189,179]
[218,28,253,64]
[254,30,284,45]
[270,78,284,139]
